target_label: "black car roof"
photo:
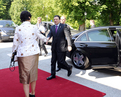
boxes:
[72,26,121,39]
[87,26,121,31]
[80,26,121,34]
[81,26,121,34]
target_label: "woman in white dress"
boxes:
[12,11,47,97]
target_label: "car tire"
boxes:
[71,50,90,69]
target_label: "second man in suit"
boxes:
[46,15,72,80]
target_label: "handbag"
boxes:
[9,50,17,72]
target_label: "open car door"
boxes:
[115,28,121,66]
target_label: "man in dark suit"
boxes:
[56,16,71,72]
[46,15,72,80]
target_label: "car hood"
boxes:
[0,27,15,32]
[0,27,15,36]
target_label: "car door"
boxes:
[74,28,118,65]
[114,28,121,65]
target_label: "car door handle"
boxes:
[80,43,87,47]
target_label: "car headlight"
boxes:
[0,30,7,35]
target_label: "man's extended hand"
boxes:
[68,46,72,52]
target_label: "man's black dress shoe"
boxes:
[67,66,72,76]
[56,68,61,72]
[46,75,55,80]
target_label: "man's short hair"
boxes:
[20,11,31,22]
[54,15,60,20]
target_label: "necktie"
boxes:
[55,25,58,33]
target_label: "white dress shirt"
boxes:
[55,23,60,30]
[12,21,47,57]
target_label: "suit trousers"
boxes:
[39,39,48,54]
[57,53,67,69]
[51,50,71,76]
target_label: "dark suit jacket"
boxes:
[47,23,72,52]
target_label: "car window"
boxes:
[118,29,121,33]
[43,23,47,28]
[0,21,15,27]
[48,23,53,29]
[77,33,87,41]
[87,29,111,41]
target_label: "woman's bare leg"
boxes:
[30,81,36,95]
[23,84,29,97]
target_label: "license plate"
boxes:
[10,36,14,38]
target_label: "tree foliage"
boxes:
[30,0,58,24]
[97,0,121,26]
[0,0,13,19]
[7,0,121,30]
[56,0,100,30]
[9,0,61,25]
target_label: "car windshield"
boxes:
[0,21,15,27]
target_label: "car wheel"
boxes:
[71,50,90,69]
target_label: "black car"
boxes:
[0,20,17,42]
[67,26,121,71]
